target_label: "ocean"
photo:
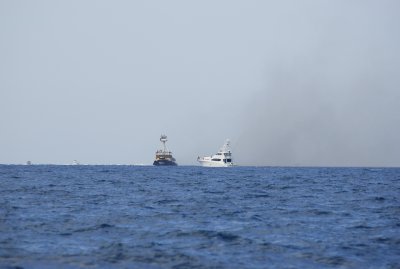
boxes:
[0,165,399,269]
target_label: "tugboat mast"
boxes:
[160,135,168,152]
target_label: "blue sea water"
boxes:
[0,165,399,269]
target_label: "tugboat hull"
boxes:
[153,160,177,166]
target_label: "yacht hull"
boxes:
[198,160,234,167]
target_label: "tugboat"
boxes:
[197,139,234,167]
[153,135,177,166]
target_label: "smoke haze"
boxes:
[236,1,400,166]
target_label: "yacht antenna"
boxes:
[220,139,230,152]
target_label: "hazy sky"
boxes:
[1,1,399,166]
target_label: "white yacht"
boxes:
[197,139,234,167]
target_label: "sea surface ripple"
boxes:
[0,165,399,268]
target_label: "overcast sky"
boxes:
[1,0,399,166]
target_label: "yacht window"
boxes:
[211,158,221,161]
[223,159,227,163]
[226,159,232,162]
[216,153,222,155]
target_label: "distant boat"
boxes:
[26,161,32,165]
[197,139,234,167]
[72,160,80,165]
[153,135,177,166]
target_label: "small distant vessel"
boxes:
[153,135,177,166]
[197,139,234,167]
[26,161,32,165]
[72,160,80,165]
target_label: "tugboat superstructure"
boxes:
[153,135,177,166]
[197,139,234,167]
